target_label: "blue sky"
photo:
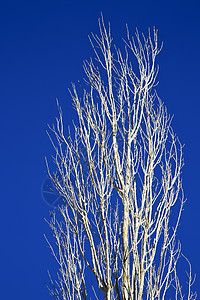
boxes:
[0,0,200,298]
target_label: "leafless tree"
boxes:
[45,14,196,300]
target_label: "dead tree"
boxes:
[45,14,196,300]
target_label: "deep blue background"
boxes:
[0,0,199,298]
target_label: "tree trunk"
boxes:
[122,196,129,300]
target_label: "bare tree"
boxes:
[45,15,196,300]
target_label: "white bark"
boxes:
[45,14,196,300]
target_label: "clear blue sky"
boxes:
[0,0,199,298]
